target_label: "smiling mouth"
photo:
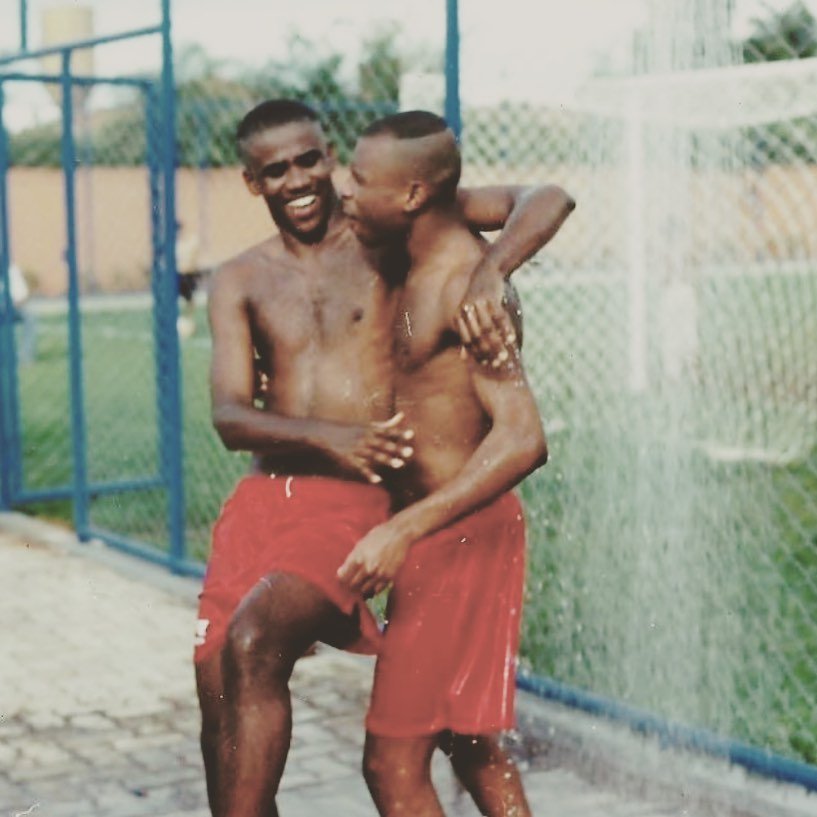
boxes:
[287,194,318,211]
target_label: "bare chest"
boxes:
[393,290,453,374]
[250,264,388,356]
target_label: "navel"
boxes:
[352,307,364,322]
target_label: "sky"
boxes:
[0,0,814,129]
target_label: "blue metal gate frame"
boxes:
[0,0,189,573]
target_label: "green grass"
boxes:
[14,306,247,560]
[8,293,817,768]
[519,414,817,766]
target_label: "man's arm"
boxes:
[208,264,412,483]
[458,184,575,292]
[338,308,546,595]
[455,184,574,363]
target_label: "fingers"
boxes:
[349,456,383,484]
[372,411,405,430]
[336,555,358,584]
[337,558,391,597]
[372,412,415,441]
[457,299,519,370]
[364,414,416,472]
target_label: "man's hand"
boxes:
[323,412,415,485]
[460,256,505,311]
[457,300,521,374]
[337,522,412,597]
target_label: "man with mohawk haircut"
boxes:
[339,110,549,817]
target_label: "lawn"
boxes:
[7,282,817,768]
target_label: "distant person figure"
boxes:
[8,263,36,365]
[176,221,202,339]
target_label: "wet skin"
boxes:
[209,120,414,484]
[337,129,548,817]
[201,117,571,817]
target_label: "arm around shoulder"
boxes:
[458,183,576,278]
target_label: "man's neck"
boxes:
[405,202,462,268]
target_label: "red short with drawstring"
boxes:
[366,492,526,737]
[194,474,390,664]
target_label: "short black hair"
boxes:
[361,110,449,140]
[236,99,321,146]
[362,111,460,204]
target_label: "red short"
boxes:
[366,492,526,737]
[194,474,390,664]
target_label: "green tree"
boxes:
[739,1,817,165]
[358,23,401,104]
[7,31,406,168]
[742,0,817,61]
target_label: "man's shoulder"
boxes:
[212,237,289,286]
[436,228,485,289]
[409,228,483,329]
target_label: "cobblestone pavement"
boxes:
[2,514,815,817]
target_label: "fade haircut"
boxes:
[362,110,461,203]
[236,99,322,159]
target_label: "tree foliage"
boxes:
[739,1,817,165]
[8,32,404,167]
[742,0,817,62]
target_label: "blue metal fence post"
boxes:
[159,0,186,570]
[19,0,28,52]
[0,80,24,508]
[0,81,17,510]
[445,0,462,140]
[60,49,91,539]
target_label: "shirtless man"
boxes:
[196,99,574,817]
[338,111,550,816]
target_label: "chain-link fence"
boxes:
[471,0,817,772]
[2,0,816,779]
[0,7,186,561]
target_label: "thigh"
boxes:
[230,570,364,656]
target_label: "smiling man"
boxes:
[195,99,574,817]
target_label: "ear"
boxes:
[404,180,431,214]
[243,168,262,197]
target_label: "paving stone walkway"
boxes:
[1,513,815,817]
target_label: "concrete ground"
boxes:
[1,512,815,817]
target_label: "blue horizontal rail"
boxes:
[517,672,817,794]
[0,25,162,68]
[86,525,205,578]
[0,72,153,89]
[15,477,164,504]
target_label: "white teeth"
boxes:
[288,195,317,209]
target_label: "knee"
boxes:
[223,607,291,682]
[362,736,430,796]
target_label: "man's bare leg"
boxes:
[219,571,363,817]
[446,732,532,817]
[196,654,226,816]
[363,733,445,817]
